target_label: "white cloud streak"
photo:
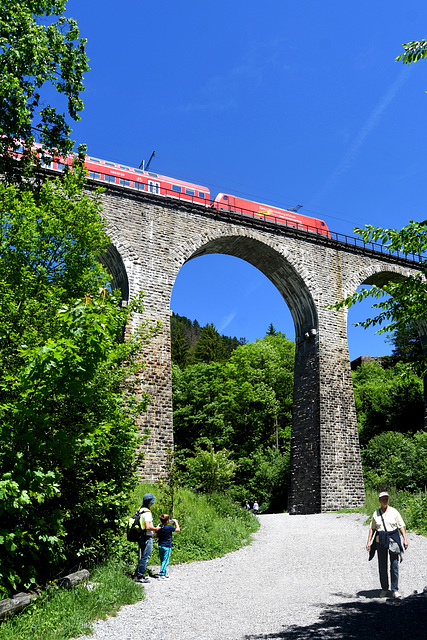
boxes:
[313,67,411,204]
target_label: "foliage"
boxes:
[232,446,290,512]
[361,431,427,491]
[172,333,294,509]
[0,0,89,182]
[352,362,423,445]
[170,312,245,368]
[332,221,427,376]
[396,40,427,65]
[193,323,228,364]
[0,164,160,596]
[0,559,144,640]
[387,323,423,363]
[183,443,236,493]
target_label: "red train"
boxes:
[212,193,330,237]
[35,146,331,237]
[39,151,210,206]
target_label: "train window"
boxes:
[223,195,228,201]
[148,172,158,177]
[134,169,144,175]
[198,192,206,199]
[148,180,160,194]
[89,157,101,163]
[42,157,52,168]
[104,161,115,167]
[134,182,145,190]
[172,185,182,193]
[89,171,101,180]
[56,163,65,171]
[120,179,130,187]
[185,188,195,196]
[321,221,325,226]
[119,165,129,170]
[104,175,116,183]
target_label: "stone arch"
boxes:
[349,263,427,427]
[184,233,318,340]
[171,231,330,513]
[98,243,129,302]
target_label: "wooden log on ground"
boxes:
[0,569,90,619]
[57,569,90,589]
[0,592,39,618]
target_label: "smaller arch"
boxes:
[363,270,407,287]
[99,244,129,302]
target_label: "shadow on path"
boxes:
[243,591,427,640]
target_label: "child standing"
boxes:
[156,514,180,579]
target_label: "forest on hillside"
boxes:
[171,315,427,511]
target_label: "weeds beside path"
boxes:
[77,513,427,640]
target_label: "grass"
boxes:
[0,486,259,640]
[337,487,427,536]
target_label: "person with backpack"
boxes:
[133,493,159,583]
[154,514,180,579]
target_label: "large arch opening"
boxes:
[169,234,320,512]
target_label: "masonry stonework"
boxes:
[96,184,420,513]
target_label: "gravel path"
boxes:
[79,513,427,639]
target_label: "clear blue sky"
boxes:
[65,0,427,360]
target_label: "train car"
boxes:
[37,148,210,206]
[212,193,331,237]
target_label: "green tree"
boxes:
[171,324,190,369]
[387,323,423,363]
[361,431,427,491]
[266,322,277,336]
[352,361,424,445]
[193,323,227,364]
[0,164,160,596]
[0,0,89,182]
[184,444,236,494]
[172,333,294,508]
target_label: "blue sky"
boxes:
[65,0,427,360]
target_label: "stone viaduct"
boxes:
[95,182,421,515]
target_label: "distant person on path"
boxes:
[366,491,408,599]
[134,493,158,584]
[252,501,259,515]
[155,514,180,579]
[245,500,251,511]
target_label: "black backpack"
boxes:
[126,507,150,542]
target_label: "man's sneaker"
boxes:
[380,590,387,598]
[134,577,150,583]
[392,591,402,599]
